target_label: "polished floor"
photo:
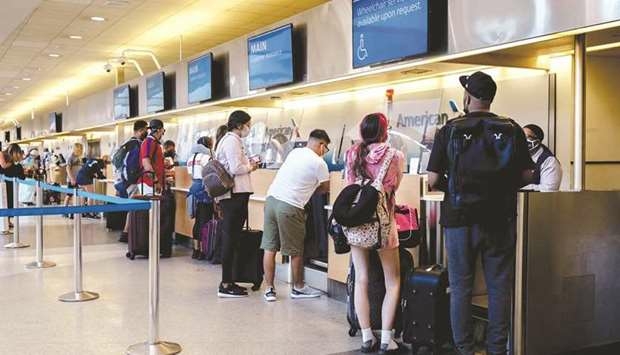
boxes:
[0,215,362,355]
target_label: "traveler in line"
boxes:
[187,136,214,260]
[49,147,67,186]
[76,157,106,219]
[427,71,534,355]
[261,129,331,302]
[163,140,179,166]
[64,143,84,219]
[117,120,148,243]
[345,113,404,354]
[215,110,259,298]
[522,124,562,192]
[0,144,25,228]
[138,119,166,195]
[19,148,40,205]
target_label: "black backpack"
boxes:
[447,115,519,209]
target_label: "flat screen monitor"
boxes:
[147,72,165,113]
[49,112,62,133]
[15,126,21,141]
[248,24,294,91]
[352,0,443,68]
[187,53,213,104]
[113,85,131,120]
[4,131,9,143]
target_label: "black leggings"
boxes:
[219,193,250,284]
[192,202,214,241]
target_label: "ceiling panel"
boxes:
[0,0,329,122]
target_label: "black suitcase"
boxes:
[105,211,127,231]
[402,265,451,353]
[159,190,176,257]
[347,248,414,336]
[232,225,263,291]
[126,210,150,260]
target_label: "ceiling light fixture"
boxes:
[90,16,106,22]
[5,93,12,96]
[22,78,31,81]
[13,86,19,89]
[69,35,83,40]
[48,53,61,58]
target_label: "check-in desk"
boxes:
[514,191,620,355]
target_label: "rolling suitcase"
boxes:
[232,222,263,291]
[126,209,150,260]
[201,217,222,264]
[347,248,414,336]
[402,264,451,353]
[105,211,127,231]
[159,189,175,257]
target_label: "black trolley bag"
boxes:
[159,187,176,257]
[346,247,414,337]
[402,228,451,353]
[105,210,127,231]
[232,220,263,291]
[126,176,173,260]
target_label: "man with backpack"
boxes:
[427,71,534,355]
[115,120,147,243]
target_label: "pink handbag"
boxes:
[394,204,421,248]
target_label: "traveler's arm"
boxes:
[315,180,330,194]
[142,157,154,175]
[539,158,562,192]
[226,142,255,175]
[427,171,447,192]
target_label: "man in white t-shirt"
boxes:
[261,129,331,302]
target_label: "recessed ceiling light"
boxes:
[90,16,106,22]
[69,35,83,40]
[22,78,31,81]
[5,93,12,96]
[13,86,19,89]
[48,53,61,58]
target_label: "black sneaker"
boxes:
[361,339,378,353]
[118,232,128,243]
[264,287,277,302]
[217,283,248,298]
[378,342,400,355]
[231,283,247,292]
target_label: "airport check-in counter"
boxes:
[514,191,620,355]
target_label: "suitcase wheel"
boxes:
[251,282,262,291]
[126,252,135,260]
[348,328,357,337]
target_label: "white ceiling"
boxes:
[0,0,328,124]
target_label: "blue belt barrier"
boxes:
[0,175,150,217]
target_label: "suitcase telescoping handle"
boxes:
[425,264,442,272]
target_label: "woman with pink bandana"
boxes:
[344,112,404,354]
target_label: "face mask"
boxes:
[240,125,251,138]
[527,138,541,153]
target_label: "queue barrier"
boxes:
[0,175,182,354]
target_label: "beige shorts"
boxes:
[260,196,306,256]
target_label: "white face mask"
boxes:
[240,125,251,138]
[527,138,541,153]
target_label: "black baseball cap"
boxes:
[459,71,497,102]
[148,119,164,131]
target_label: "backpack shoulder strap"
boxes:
[372,149,396,189]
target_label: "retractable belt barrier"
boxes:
[0,175,182,354]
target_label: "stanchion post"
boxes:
[5,178,29,248]
[26,181,55,269]
[0,176,12,235]
[59,187,99,302]
[127,197,181,355]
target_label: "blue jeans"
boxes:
[445,222,516,355]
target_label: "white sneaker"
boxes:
[264,287,277,302]
[290,285,322,299]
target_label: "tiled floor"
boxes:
[0,216,361,355]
